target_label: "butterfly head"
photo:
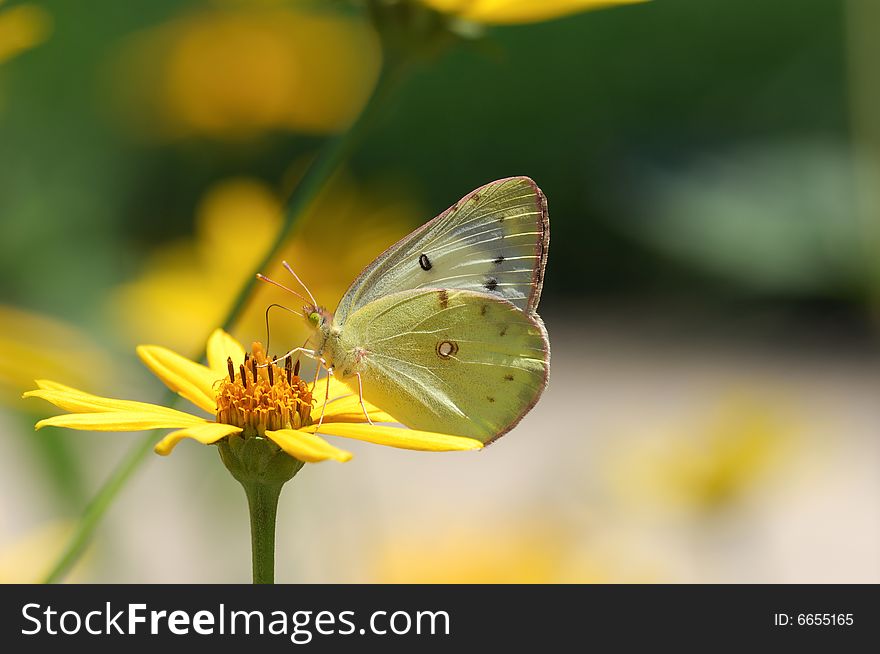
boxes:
[305,305,333,332]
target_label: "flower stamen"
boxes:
[217,342,313,435]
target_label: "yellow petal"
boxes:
[422,0,646,25]
[137,344,219,413]
[206,328,246,378]
[321,394,398,424]
[34,379,95,393]
[308,374,354,402]
[266,428,352,463]
[154,422,242,456]
[306,422,484,452]
[309,376,398,422]
[24,386,208,421]
[36,410,206,432]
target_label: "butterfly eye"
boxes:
[308,311,321,326]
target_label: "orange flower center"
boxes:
[215,342,313,434]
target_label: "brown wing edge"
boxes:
[483,310,550,446]
[520,176,550,314]
[334,176,549,322]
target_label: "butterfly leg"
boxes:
[355,371,374,426]
[312,359,323,388]
[262,346,317,367]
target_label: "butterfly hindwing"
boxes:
[333,177,549,324]
[329,288,550,443]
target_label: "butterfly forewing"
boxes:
[332,288,550,443]
[333,177,549,324]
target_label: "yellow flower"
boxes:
[0,304,111,407]
[0,1,51,66]
[420,0,647,25]
[369,516,664,583]
[107,175,417,355]
[608,395,797,515]
[24,329,482,463]
[109,6,380,140]
[373,523,605,583]
[0,522,87,583]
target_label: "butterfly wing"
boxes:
[329,288,550,443]
[333,177,549,325]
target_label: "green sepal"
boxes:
[218,433,305,487]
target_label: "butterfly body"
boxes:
[306,176,550,444]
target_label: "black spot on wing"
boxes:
[484,278,498,292]
[493,255,505,265]
[419,253,432,271]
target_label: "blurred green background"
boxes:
[1,0,878,582]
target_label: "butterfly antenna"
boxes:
[282,260,318,308]
[255,273,309,303]
[263,302,306,353]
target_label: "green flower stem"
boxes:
[41,62,407,585]
[243,481,283,584]
[218,435,304,584]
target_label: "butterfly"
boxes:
[261,176,550,444]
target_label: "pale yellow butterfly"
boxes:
[263,177,549,444]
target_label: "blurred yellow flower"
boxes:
[0,522,85,583]
[0,1,51,66]
[25,329,483,463]
[421,0,647,25]
[108,175,417,355]
[372,521,609,583]
[0,304,111,407]
[109,5,381,140]
[608,395,797,516]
